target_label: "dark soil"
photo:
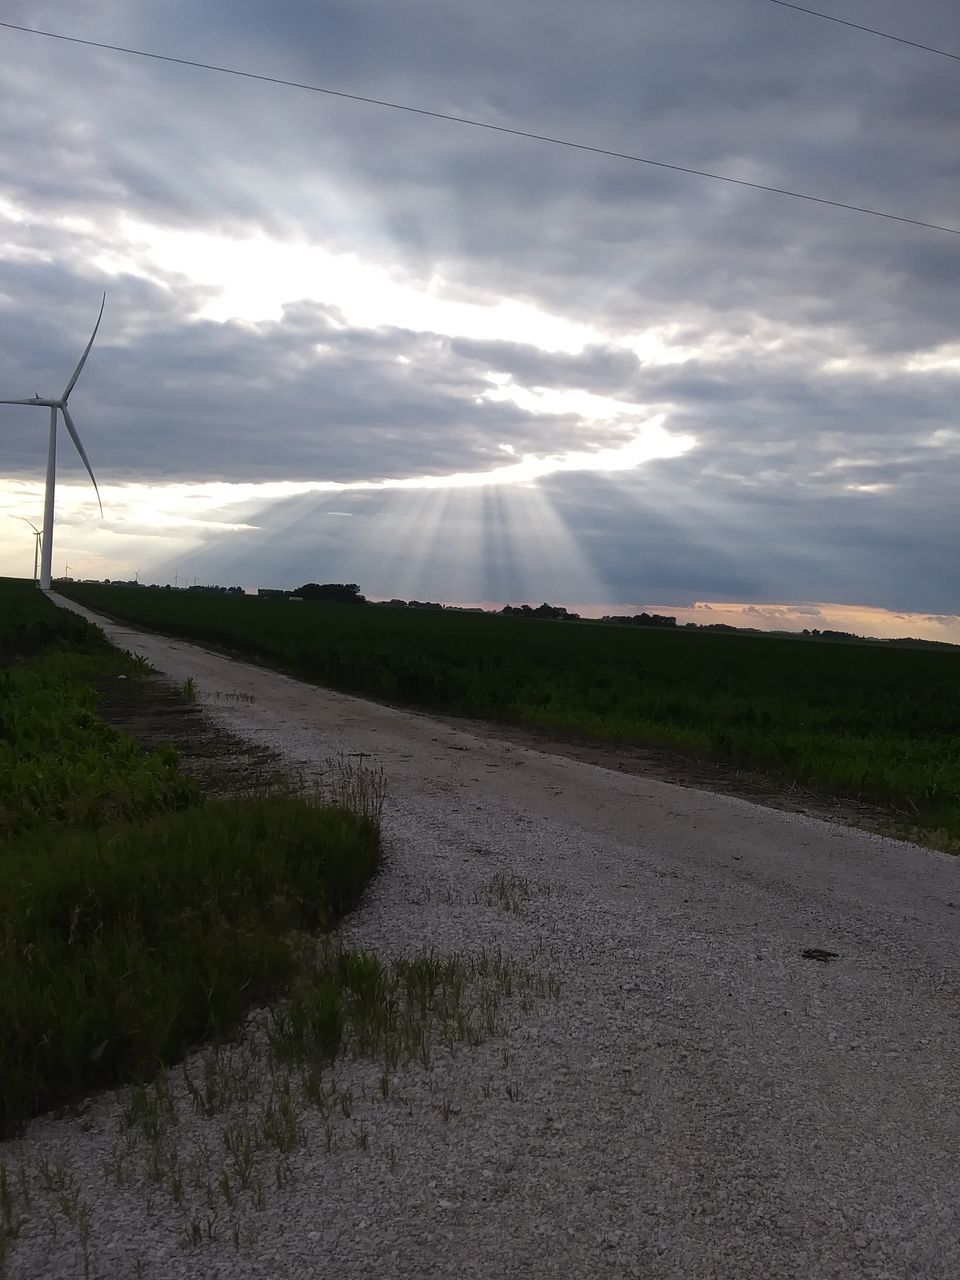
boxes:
[433,713,903,837]
[94,670,291,796]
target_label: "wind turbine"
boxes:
[0,295,105,589]
[14,517,42,584]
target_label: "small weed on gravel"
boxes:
[477,871,553,917]
[2,940,559,1274]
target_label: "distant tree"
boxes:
[503,602,578,621]
[295,583,367,604]
[531,603,558,619]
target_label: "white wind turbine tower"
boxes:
[0,294,105,589]
[15,517,43,584]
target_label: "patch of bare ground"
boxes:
[428,712,908,837]
[93,669,293,796]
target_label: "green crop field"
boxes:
[63,583,960,840]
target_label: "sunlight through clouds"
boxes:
[76,214,720,368]
[113,220,606,354]
[361,487,459,601]
[481,374,654,422]
[0,414,691,529]
[0,0,957,641]
[1,414,691,588]
[380,417,692,489]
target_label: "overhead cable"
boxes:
[1,20,957,237]
[763,0,960,63]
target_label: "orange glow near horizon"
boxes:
[418,599,960,645]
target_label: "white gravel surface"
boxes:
[6,595,960,1278]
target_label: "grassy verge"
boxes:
[0,578,102,659]
[0,579,383,1138]
[61,582,960,838]
[1,577,196,840]
[1,797,380,1138]
[1,645,197,837]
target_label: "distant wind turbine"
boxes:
[0,294,105,589]
[14,516,42,584]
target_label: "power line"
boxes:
[763,0,960,62]
[1,19,958,238]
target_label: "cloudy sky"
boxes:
[1,0,958,638]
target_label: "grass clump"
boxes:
[0,579,197,839]
[0,795,381,1138]
[0,648,197,838]
[271,944,559,1076]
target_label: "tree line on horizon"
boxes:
[71,578,958,649]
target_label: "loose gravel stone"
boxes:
[4,596,958,1279]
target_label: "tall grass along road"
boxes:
[0,580,381,1146]
[10,588,955,1280]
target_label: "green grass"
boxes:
[1,796,380,1138]
[268,944,556,1074]
[0,646,198,838]
[62,582,960,834]
[0,578,383,1138]
[0,578,101,659]
[0,579,196,838]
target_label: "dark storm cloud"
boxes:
[1,0,958,610]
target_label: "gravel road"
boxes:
[9,595,960,1279]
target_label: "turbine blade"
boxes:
[62,292,106,402]
[0,398,41,405]
[60,404,104,517]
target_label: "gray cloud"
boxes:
[1,0,958,611]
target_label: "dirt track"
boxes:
[29,592,960,1278]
